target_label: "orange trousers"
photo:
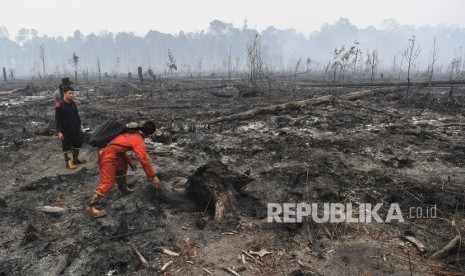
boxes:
[95,147,130,196]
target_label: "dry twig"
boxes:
[222,267,241,276]
[156,247,180,257]
[430,235,461,260]
[403,235,426,253]
[128,243,149,268]
[160,260,173,272]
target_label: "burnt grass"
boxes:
[1,78,465,275]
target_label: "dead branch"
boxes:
[222,267,241,276]
[128,242,149,268]
[403,235,426,253]
[207,95,335,124]
[249,249,272,258]
[297,260,308,268]
[338,90,373,101]
[38,206,67,214]
[206,90,376,124]
[160,260,173,272]
[155,247,180,257]
[430,235,461,260]
[241,249,256,260]
[242,249,265,266]
[203,268,213,275]
[241,254,246,265]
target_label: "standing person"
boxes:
[85,121,160,218]
[53,77,73,105]
[55,85,87,169]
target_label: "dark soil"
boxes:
[0,78,464,275]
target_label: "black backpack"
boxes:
[88,119,126,147]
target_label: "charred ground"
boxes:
[0,78,464,275]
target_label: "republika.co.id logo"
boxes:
[267,203,437,223]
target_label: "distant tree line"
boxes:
[1,18,465,81]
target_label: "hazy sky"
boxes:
[2,0,464,38]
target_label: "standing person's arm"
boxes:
[73,101,83,129]
[55,103,64,140]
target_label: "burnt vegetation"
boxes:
[1,72,465,275]
[1,19,465,276]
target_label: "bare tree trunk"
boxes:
[403,35,421,97]
[2,67,7,82]
[138,67,143,83]
[97,58,101,84]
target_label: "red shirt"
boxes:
[107,132,155,178]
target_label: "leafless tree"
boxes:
[235,57,240,74]
[96,57,101,84]
[82,68,90,84]
[448,50,462,99]
[402,35,421,96]
[292,57,303,95]
[391,55,398,78]
[306,57,313,73]
[351,41,361,76]
[329,42,359,92]
[226,45,233,79]
[115,57,120,81]
[39,45,45,80]
[246,33,266,88]
[72,53,79,84]
[197,56,203,77]
[426,37,439,95]
[33,61,43,86]
[167,49,177,73]
[166,49,177,82]
[365,50,379,85]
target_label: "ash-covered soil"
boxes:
[0,78,464,276]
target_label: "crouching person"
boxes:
[85,121,160,218]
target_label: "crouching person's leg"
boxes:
[85,160,115,218]
[85,191,107,218]
[116,174,138,195]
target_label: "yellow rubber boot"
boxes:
[72,147,87,165]
[64,151,76,169]
[85,193,107,218]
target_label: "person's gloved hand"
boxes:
[152,176,160,190]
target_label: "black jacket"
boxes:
[55,99,81,134]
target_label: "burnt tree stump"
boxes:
[138,67,143,83]
[2,67,7,82]
[186,161,253,221]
